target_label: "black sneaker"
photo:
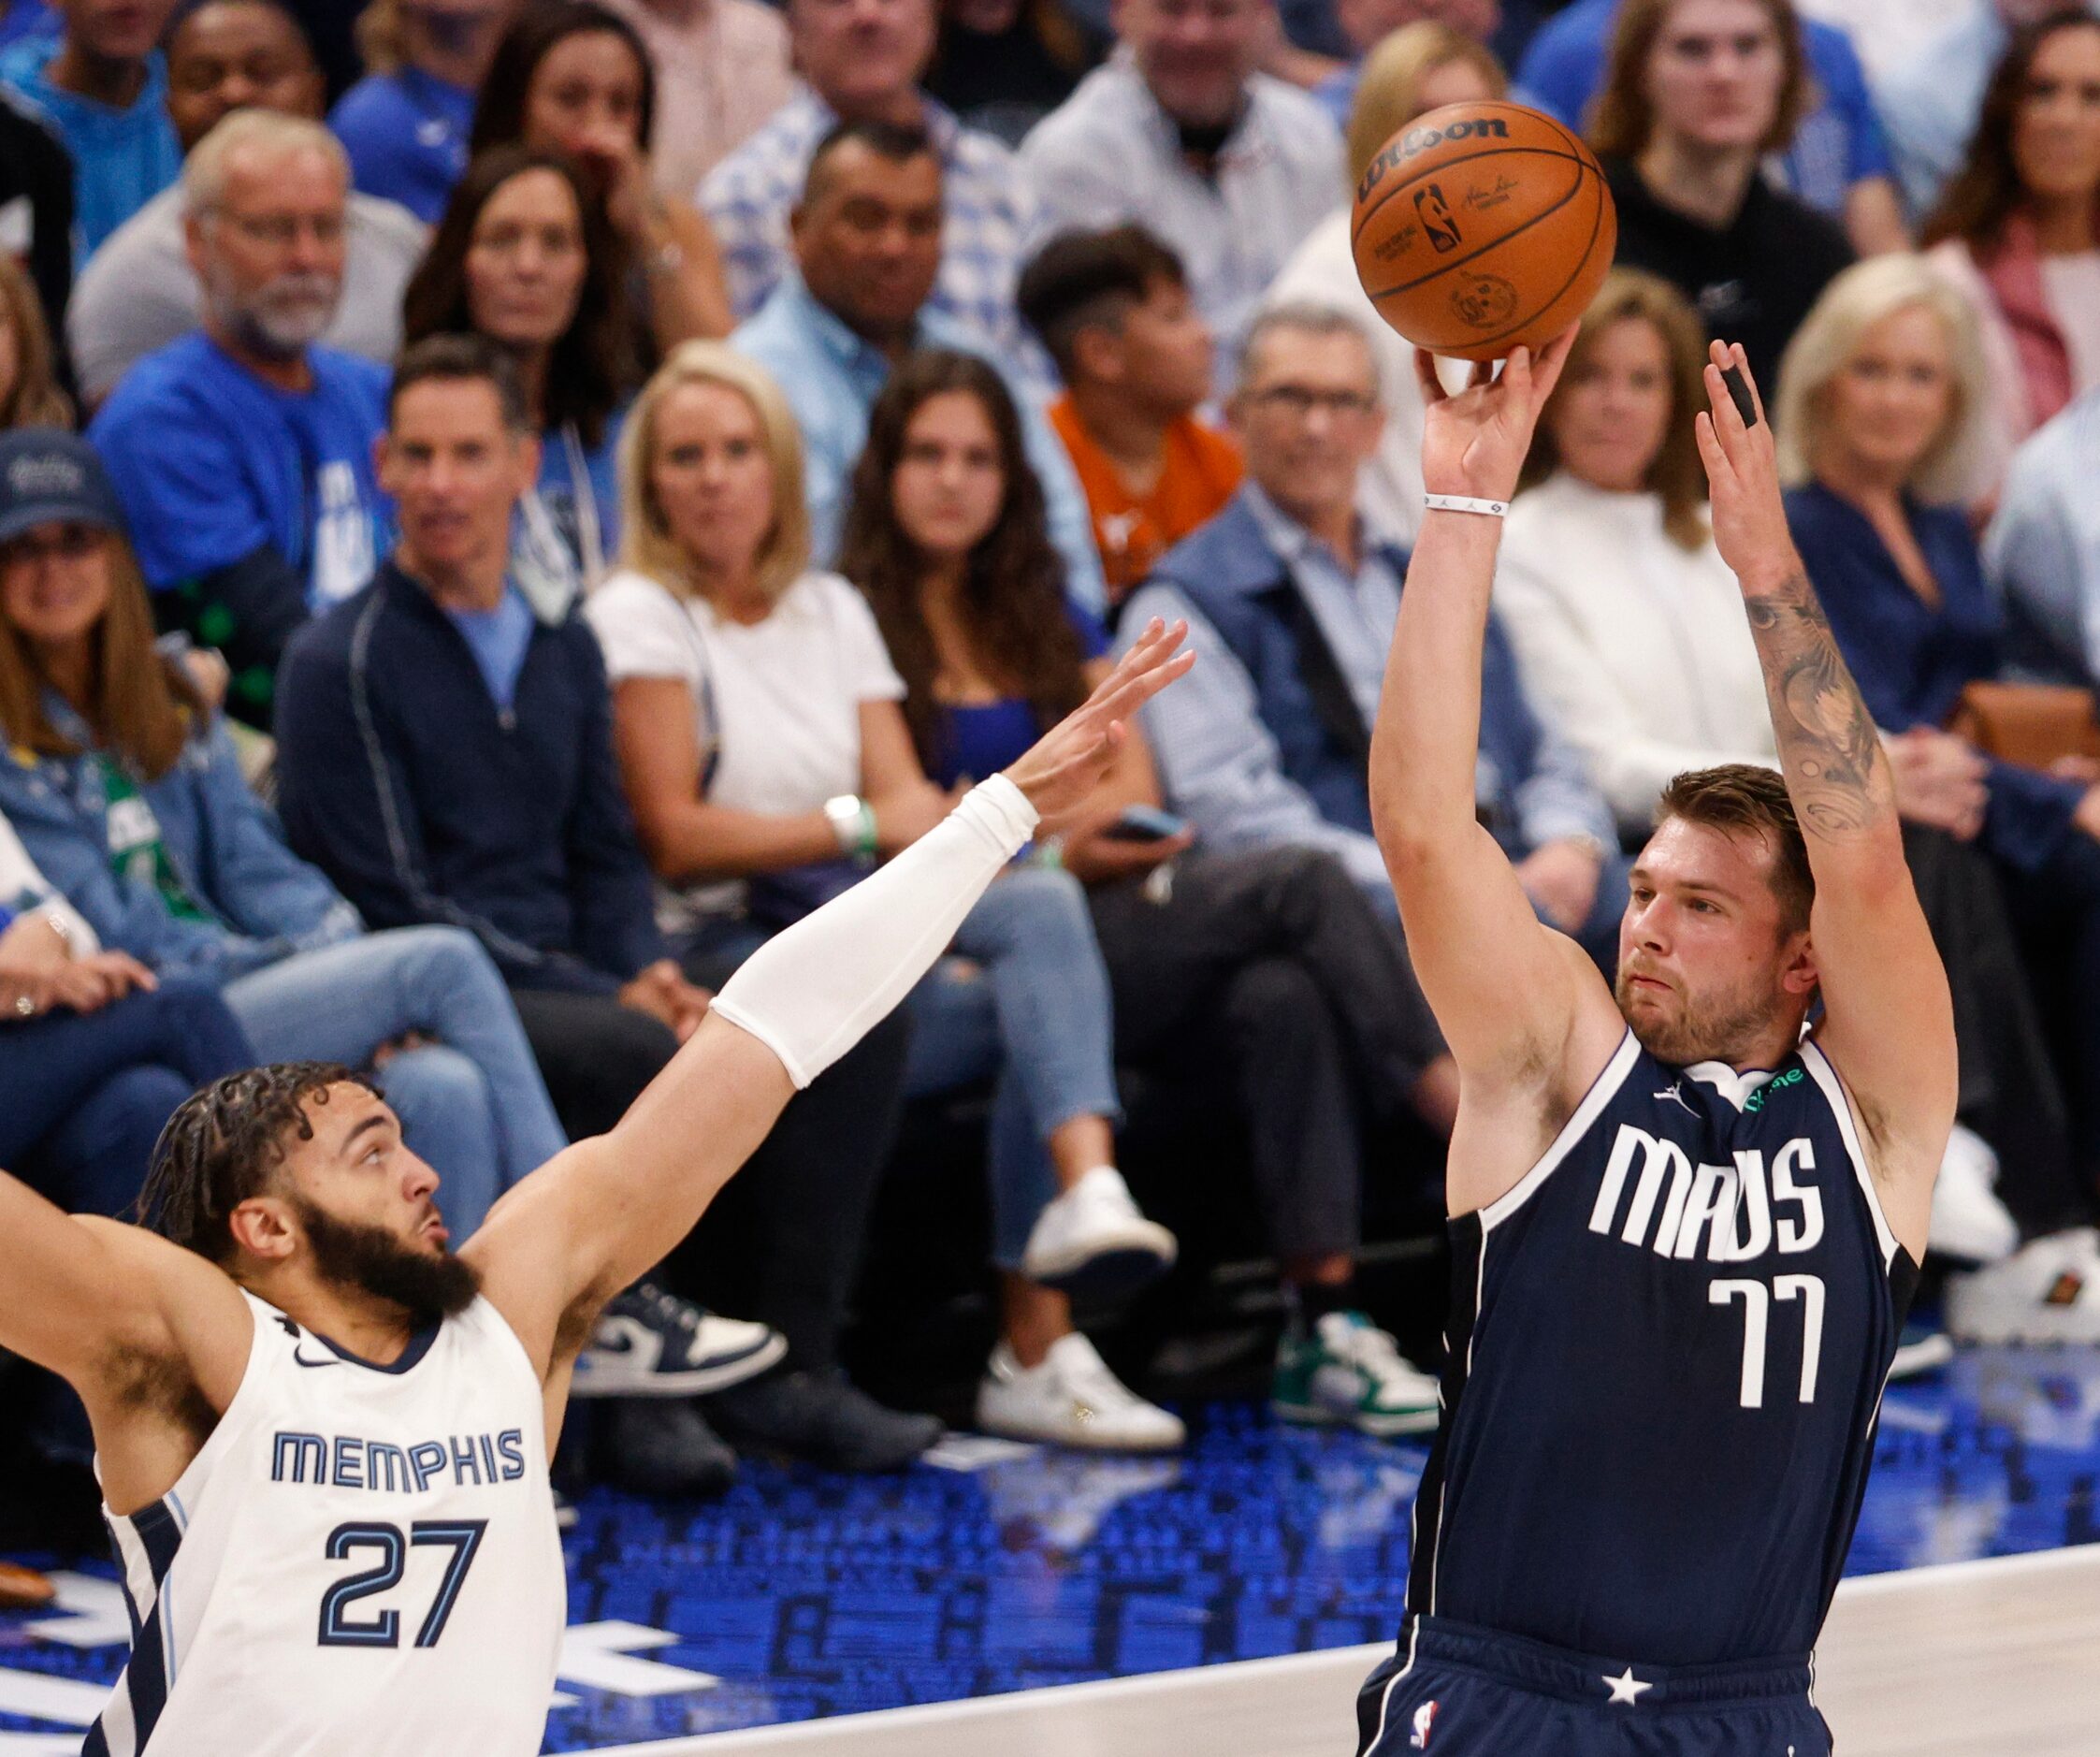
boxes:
[601,1399,738,1499]
[571,1281,787,1399]
[708,1369,944,1473]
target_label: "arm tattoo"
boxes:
[1742,573,1890,841]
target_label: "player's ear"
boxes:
[226,1194,300,1264]
[1778,928,1818,1000]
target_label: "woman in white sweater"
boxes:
[1494,269,1777,841]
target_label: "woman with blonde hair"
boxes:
[1265,21,1504,542]
[1781,255,2100,1293]
[1587,0,1851,392]
[587,341,1184,1456]
[0,252,70,431]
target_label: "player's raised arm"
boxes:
[1369,334,1618,1096]
[1694,341,1955,1243]
[466,623,1195,1380]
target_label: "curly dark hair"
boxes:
[1921,7,2100,254]
[469,0,656,156]
[138,1064,379,1264]
[400,144,632,447]
[836,350,1089,771]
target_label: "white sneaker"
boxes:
[1930,1124,2019,1265]
[1946,1227,2100,1344]
[1273,1311,1442,1437]
[976,1333,1186,1452]
[1019,1167,1177,1300]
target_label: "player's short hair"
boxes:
[1016,225,1188,379]
[388,331,531,434]
[1655,765,1815,936]
[140,1064,380,1263]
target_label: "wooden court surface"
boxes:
[601,1545,2100,1756]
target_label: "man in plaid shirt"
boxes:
[699,0,1057,399]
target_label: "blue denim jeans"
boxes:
[901,867,1122,1271]
[220,926,568,1238]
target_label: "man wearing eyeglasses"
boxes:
[87,108,386,728]
[1120,301,1629,967]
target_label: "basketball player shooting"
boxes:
[0,621,1192,1757]
[1354,336,1956,1757]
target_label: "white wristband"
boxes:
[1424,492,1509,517]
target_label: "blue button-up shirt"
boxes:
[729,271,1106,611]
[1122,486,1613,908]
[700,85,1054,400]
[1985,386,2100,686]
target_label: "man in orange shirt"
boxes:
[1020,226,1243,606]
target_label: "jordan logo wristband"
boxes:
[1423,493,1509,517]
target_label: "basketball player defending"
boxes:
[1355,337,1955,1757]
[0,622,1193,1757]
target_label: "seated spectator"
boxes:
[0,85,73,349]
[327,0,508,223]
[730,119,1106,604]
[1778,254,2100,1295]
[0,428,567,1251]
[0,805,253,1467]
[701,0,1050,391]
[1920,7,2100,501]
[0,0,181,264]
[1588,0,1854,392]
[926,0,1102,148]
[1266,20,1499,544]
[469,0,733,357]
[596,0,793,196]
[840,347,1462,1437]
[402,147,631,610]
[0,247,69,427]
[1986,383,2100,683]
[67,0,427,406]
[1304,0,1504,125]
[275,336,930,1479]
[1019,0,1343,384]
[589,341,1183,1450]
[88,110,385,727]
[1498,268,2082,1259]
[1516,0,1908,254]
[1878,0,2071,220]
[1018,225,1241,606]
[1124,305,1629,966]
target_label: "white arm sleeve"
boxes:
[707,775,1039,1087]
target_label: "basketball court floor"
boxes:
[3,1339,2097,1752]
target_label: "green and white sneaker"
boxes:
[1272,1311,1441,1437]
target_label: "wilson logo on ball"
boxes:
[1414,186,1462,253]
[1355,115,1510,204]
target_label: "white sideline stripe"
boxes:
[580,1544,2100,1754]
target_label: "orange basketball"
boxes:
[1351,100,1616,363]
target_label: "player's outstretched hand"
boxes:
[1415,326,1578,506]
[1004,617,1194,821]
[1693,340,1793,592]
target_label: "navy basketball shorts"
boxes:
[1356,1616,1832,1756]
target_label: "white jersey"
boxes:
[87,1289,564,1756]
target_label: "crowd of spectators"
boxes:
[6,0,2100,1583]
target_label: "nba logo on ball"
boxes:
[1351,99,1617,362]
[1410,1700,1439,1748]
[1413,185,1461,253]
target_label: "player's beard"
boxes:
[293,1197,482,1326]
[1614,966,1783,1069]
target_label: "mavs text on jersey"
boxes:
[88,1289,564,1756]
[1358,1030,1915,1756]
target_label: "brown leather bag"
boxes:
[1949,680,2100,768]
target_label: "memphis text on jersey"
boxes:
[270,1428,529,1493]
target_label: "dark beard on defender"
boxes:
[1613,969,1781,1069]
[293,1198,482,1324]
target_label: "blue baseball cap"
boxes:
[0,429,124,548]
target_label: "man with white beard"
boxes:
[88,109,387,728]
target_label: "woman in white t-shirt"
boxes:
[586,342,1184,1452]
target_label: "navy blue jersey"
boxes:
[1407,1030,1916,1666]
